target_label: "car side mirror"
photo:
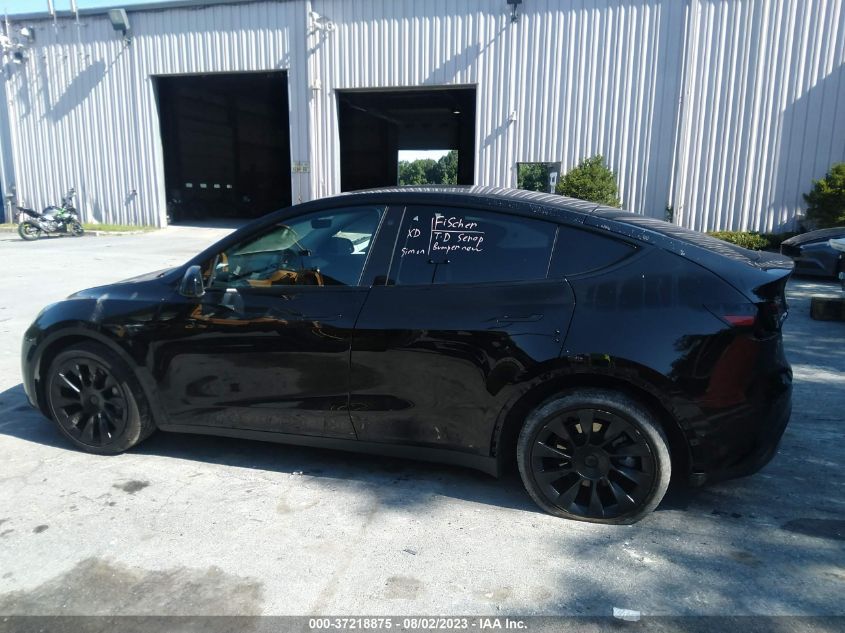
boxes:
[179,265,205,298]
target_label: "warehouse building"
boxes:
[0,0,843,232]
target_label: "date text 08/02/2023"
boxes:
[308,617,528,630]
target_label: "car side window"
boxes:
[390,206,557,285]
[548,225,637,277]
[209,206,384,289]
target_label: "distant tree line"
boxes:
[398,152,622,208]
[804,163,845,228]
[517,163,550,193]
[398,150,458,185]
[519,156,621,208]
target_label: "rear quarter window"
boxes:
[549,225,637,277]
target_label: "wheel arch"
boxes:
[33,327,164,427]
[491,371,691,483]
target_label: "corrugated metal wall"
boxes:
[308,0,688,218]
[4,16,138,223]
[3,1,307,226]
[673,0,845,232]
[2,0,844,231]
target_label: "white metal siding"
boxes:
[673,0,845,232]
[2,0,844,232]
[4,1,306,226]
[308,0,687,217]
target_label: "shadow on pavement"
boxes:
[0,382,703,518]
[0,382,546,515]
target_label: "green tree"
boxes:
[437,150,458,185]
[398,159,437,185]
[803,163,845,228]
[518,163,550,192]
[398,151,458,185]
[555,154,621,207]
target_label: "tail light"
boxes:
[706,297,788,335]
[706,304,758,328]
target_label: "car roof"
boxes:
[328,185,600,222]
[192,185,793,302]
[332,187,790,265]
[327,186,794,299]
[781,226,845,246]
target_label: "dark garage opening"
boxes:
[156,72,292,223]
[337,87,476,192]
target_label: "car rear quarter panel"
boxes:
[559,247,770,473]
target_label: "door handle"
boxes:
[496,314,543,324]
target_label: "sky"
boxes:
[398,150,450,163]
[8,0,173,15]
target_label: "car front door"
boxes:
[153,205,386,438]
[349,205,576,455]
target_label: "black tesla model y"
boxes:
[22,187,794,523]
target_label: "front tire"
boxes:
[70,221,84,237]
[517,389,671,524]
[18,222,42,241]
[45,342,155,455]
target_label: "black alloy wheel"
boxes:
[518,389,671,524]
[49,357,128,447]
[70,221,85,237]
[45,342,155,454]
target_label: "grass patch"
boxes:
[0,222,155,233]
[707,231,771,250]
[707,230,800,251]
[82,223,156,232]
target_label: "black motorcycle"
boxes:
[16,188,84,241]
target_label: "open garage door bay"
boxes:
[338,87,476,191]
[156,72,292,223]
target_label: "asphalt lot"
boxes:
[0,227,843,617]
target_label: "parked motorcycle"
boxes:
[16,188,84,241]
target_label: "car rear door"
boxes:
[349,204,575,456]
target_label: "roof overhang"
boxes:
[9,0,282,21]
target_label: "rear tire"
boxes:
[517,389,671,524]
[45,342,156,455]
[18,222,41,241]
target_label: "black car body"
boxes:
[780,227,845,277]
[22,187,794,523]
